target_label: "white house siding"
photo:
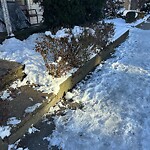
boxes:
[26,0,43,24]
[15,0,43,24]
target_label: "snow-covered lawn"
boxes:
[45,28,150,149]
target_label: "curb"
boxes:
[1,29,129,149]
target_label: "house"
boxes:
[123,0,147,10]
[0,0,30,32]
[0,0,43,34]
[9,0,43,24]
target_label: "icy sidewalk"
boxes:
[45,25,150,149]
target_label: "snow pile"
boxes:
[46,27,150,149]
[0,16,148,96]
[0,27,90,95]
[0,34,70,94]
[45,26,84,39]
[0,20,131,95]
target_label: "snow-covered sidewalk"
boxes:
[46,27,150,149]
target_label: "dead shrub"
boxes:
[35,22,114,77]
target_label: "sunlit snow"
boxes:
[46,27,150,149]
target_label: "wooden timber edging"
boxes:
[1,29,129,150]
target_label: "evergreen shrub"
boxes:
[34,0,104,28]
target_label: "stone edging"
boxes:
[1,29,129,150]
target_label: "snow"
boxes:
[105,15,150,41]
[0,90,13,101]
[72,26,84,37]
[55,28,70,39]
[8,140,29,150]
[1,90,10,100]
[45,26,84,39]
[0,34,70,94]
[7,117,21,126]
[25,103,42,113]
[45,31,53,37]
[122,10,138,16]
[0,28,85,95]
[46,27,150,149]
[0,18,138,96]
[0,126,11,139]
[64,92,74,100]
[28,126,40,134]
